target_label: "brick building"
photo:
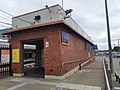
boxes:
[3,4,95,79]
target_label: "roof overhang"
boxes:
[2,20,63,35]
[2,20,93,44]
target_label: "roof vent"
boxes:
[64,9,73,19]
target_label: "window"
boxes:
[87,44,90,51]
[84,42,87,50]
[61,31,69,44]
[24,52,33,59]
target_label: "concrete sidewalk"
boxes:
[0,56,105,90]
[63,56,105,90]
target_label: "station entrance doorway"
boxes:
[21,39,44,78]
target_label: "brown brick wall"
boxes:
[8,24,95,76]
[59,25,95,75]
[9,25,62,75]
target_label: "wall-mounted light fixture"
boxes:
[64,9,73,19]
[33,15,41,24]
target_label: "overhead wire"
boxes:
[0,20,19,29]
[0,9,13,17]
[0,15,11,21]
[0,12,12,18]
[0,24,11,28]
[0,23,11,30]
[0,21,12,26]
[0,9,33,25]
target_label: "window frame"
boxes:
[61,31,69,45]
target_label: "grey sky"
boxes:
[0,0,120,50]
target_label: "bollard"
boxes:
[105,63,108,70]
[115,73,118,81]
[119,62,120,66]
[79,63,81,70]
[118,77,120,84]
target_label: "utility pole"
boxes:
[117,39,120,46]
[104,0,113,73]
[113,44,115,47]
[62,0,63,8]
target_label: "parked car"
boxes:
[104,51,115,56]
[104,51,109,55]
[113,52,120,58]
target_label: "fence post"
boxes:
[79,63,81,70]
[0,63,1,77]
[5,62,6,75]
[2,63,4,76]
[0,49,1,63]
[9,45,13,76]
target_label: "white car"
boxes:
[104,52,109,55]
[113,52,120,58]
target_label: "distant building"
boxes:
[3,4,95,79]
[0,42,35,63]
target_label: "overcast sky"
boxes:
[0,0,120,50]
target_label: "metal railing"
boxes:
[61,57,95,68]
[0,62,10,78]
[103,58,112,90]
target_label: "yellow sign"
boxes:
[12,49,19,63]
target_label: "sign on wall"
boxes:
[12,49,19,63]
[45,42,49,48]
[92,45,98,51]
[1,50,10,63]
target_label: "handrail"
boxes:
[61,57,95,67]
[61,59,85,67]
[103,58,111,90]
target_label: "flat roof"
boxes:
[13,4,61,19]
[3,4,93,44]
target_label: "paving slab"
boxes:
[14,84,55,90]
[63,56,105,90]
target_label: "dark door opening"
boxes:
[22,39,44,78]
